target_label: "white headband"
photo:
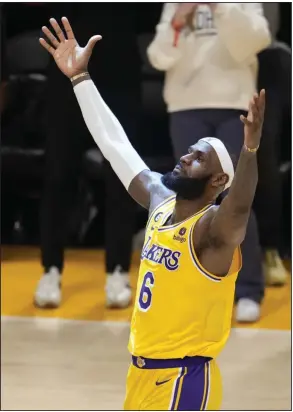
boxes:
[199,137,234,191]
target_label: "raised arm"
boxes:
[39,17,170,209]
[211,90,265,243]
[72,76,154,208]
[195,90,265,276]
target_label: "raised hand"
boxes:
[240,89,266,151]
[39,17,102,78]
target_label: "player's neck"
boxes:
[172,197,212,224]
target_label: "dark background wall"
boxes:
[2,3,292,45]
[1,3,291,254]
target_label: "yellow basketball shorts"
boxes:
[124,355,222,410]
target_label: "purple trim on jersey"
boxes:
[146,196,176,229]
[132,355,211,369]
[188,224,222,283]
[177,361,210,410]
[158,204,213,232]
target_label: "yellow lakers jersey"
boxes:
[128,196,242,359]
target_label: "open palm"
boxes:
[39,17,101,78]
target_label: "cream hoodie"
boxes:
[147,3,271,113]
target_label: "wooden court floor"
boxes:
[1,247,292,410]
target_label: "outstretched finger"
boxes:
[39,38,55,56]
[61,17,75,40]
[253,93,259,110]
[240,114,251,127]
[50,18,66,42]
[246,99,254,122]
[85,35,102,56]
[250,97,259,122]
[258,89,266,117]
[42,26,59,48]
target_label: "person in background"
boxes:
[33,4,141,309]
[147,2,271,322]
[254,2,289,285]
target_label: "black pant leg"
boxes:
[40,65,91,272]
[169,110,214,161]
[254,48,285,250]
[103,88,140,274]
[254,92,282,249]
[104,163,136,273]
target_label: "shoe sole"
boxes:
[34,300,60,309]
[266,281,286,287]
[106,302,132,309]
[106,297,132,309]
[236,318,260,324]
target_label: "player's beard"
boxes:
[161,171,212,201]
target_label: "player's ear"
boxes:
[211,173,228,189]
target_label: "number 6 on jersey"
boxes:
[138,272,155,311]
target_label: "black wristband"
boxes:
[71,72,91,87]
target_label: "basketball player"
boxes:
[40,17,265,410]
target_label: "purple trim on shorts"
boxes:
[170,367,185,410]
[132,355,211,370]
[202,362,210,410]
[176,361,210,410]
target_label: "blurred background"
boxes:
[1,2,291,254]
[1,3,291,410]
[0,0,291,318]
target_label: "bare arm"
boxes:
[209,147,258,246]
[39,17,171,211]
[194,90,265,276]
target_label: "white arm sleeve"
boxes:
[74,79,149,190]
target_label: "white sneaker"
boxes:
[34,267,62,308]
[236,298,260,323]
[105,266,132,309]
